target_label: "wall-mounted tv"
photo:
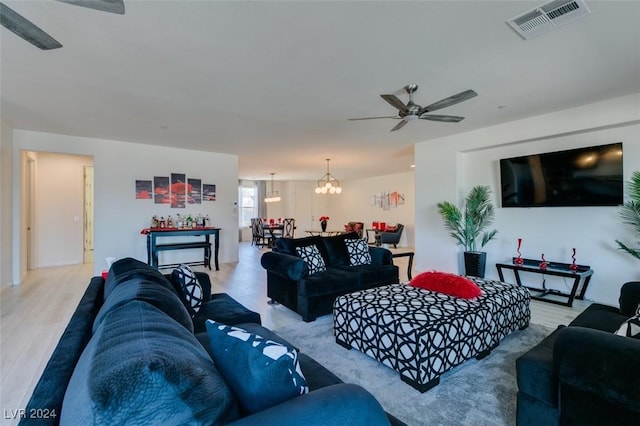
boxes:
[500,142,623,207]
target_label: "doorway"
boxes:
[84,166,94,263]
[21,151,94,270]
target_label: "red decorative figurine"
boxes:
[514,238,524,265]
[539,253,548,270]
[569,248,579,272]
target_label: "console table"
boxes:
[495,257,593,307]
[142,227,220,271]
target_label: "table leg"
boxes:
[213,230,220,271]
[204,235,211,270]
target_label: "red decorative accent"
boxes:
[409,271,482,299]
[101,271,108,279]
[539,253,548,270]
[379,222,387,231]
[514,238,524,265]
[569,248,579,272]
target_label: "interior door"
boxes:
[84,166,94,263]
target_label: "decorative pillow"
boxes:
[171,264,203,316]
[614,304,640,339]
[409,271,482,299]
[205,321,309,414]
[345,238,372,266]
[295,245,326,275]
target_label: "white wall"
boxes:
[0,120,13,285]
[265,172,415,247]
[12,130,239,281]
[33,152,93,267]
[415,93,640,306]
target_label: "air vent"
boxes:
[507,0,591,40]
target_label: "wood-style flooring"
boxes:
[0,242,590,424]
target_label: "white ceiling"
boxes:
[2,0,639,181]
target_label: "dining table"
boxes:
[304,229,344,237]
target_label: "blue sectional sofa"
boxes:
[21,257,403,425]
[260,232,399,322]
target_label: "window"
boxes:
[239,185,257,227]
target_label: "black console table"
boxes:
[142,227,220,271]
[496,257,593,307]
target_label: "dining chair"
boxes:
[282,218,295,238]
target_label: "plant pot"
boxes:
[320,221,327,232]
[464,251,487,278]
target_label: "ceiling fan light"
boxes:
[405,114,418,121]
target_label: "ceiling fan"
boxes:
[349,85,477,132]
[0,0,125,50]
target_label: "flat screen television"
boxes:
[500,142,623,207]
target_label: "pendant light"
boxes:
[265,173,281,203]
[315,159,342,194]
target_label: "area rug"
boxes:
[273,316,553,426]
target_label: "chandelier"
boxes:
[264,173,281,203]
[315,159,342,194]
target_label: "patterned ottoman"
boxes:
[333,278,530,392]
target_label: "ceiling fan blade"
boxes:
[348,116,398,121]
[380,94,408,113]
[56,0,125,15]
[0,2,62,50]
[390,120,408,132]
[420,115,465,123]
[419,89,477,114]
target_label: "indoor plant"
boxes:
[437,185,498,277]
[615,170,640,260]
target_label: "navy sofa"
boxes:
[260,232,399,322]
[21,257,403,425]
[516,281,640,426]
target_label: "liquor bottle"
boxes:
[167,215,173,228]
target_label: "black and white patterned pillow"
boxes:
[205,320,309,413]
[615,304,640,339]
[345,238,372,266]
[295,245,326,275]
[171,264,203,316]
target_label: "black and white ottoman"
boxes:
[333,278,530,392]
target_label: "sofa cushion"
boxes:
[298,268,361,298]
[274,235,323,257]
[569,303,629,332]
[333,264,399,290]
[409,271,482,299]
[320,232,360,267]
[205,321,309,414]
[104,257,172,301]
[296,245,326,275]
[192,293,261,333]
[94,276,193,333]
[345,238,372,266]
[171,264,204,316]
[61,300,239,425]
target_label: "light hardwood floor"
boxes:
[0,242,590,422]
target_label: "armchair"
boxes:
[376,223,404,248]
[516,281,640,426]
[344,221,364,238]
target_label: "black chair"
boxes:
[282,218,295,238]
[251,218,273,248]
[377,223,404,248]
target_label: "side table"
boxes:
[496,257,593,307]
[391,251,414,280]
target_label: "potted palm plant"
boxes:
[615,170,640,260]
[437,185,498,277]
